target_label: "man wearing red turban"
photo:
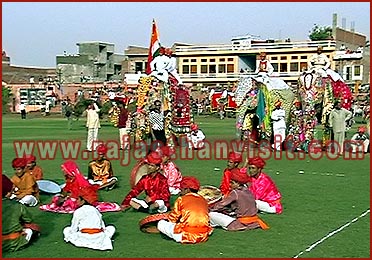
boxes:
[9,158,39,207]
[121,152,170,214]
[87,144,118,190]
[63,187,116,250]
[210,170,269,231]
[187,123,206,150]
[349,125,370,153]
[219,151,243,196]
[25,154,44,181]
[241,156,282,214]
[2,174,41,252]
[158,146,183,195]
[157,176,213,244]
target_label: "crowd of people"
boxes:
[3,146,282,251]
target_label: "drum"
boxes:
[198,185,223,205]
[129,160,149,187]
[36,180,62,194]
[139,213,169,233]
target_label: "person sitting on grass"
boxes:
[209,169,269,231]
[39,160,120,214]
[9,158,39,207]
[25,154,44,181]
[87,144,118,190]
[157,176,213,244]
[2,174,41,252]
[63,188,116,251]
[158,146,183,195]
[187,123,206,150]
[350,126,370,154]
[241,156,282,214]
[219,151,243,197]
[121,152,170,214]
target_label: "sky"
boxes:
[2,2,370,68]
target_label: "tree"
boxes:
[309,24,333,41]
[2,85,13,113]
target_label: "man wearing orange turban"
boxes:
[63,188,116,250]
[87,144,118,190]
[241,156,282,214]
[25,154,44,181]
[121,152,170,213]
[157,176,213,244]
[210,170,269,231]
[9,158,39,207]
[219,151,243,196]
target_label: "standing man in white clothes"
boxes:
[86,102,101,152]
[271,100,286,151]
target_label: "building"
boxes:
[56,41,124,84]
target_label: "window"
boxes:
[183,59,189,62]
[182,65,189,74]
[191,65,197,74]
[227,64,234,73]
[135,62,143,73]
[228,58,234,62]
[271,57,278,60]
[290,62,299,72]
[218,64,226,73]
[300,62,308,72]
[201,65,208,74]
[300,56,307,59]
[280,56,287,60]
[209,65,216,73]
[354,65,361,76]
[191,59,197,62]
[219,58,225,62]
[201,59,207,62]
[210,59,216,62]
[291,56,298,59]
[280,63,288,72]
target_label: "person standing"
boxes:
[149,100,167,148]
[209,169,269,231]
[19,103,26,119]
[157,176,213,244]
[271,100,286,151]
[329,101,353,155]
[65,100,74,130]
[2,175,40,252]
[117,101,130,150]
[63,188,116,250]
[86,102,101,152]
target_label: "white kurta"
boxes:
[187,130,206,149]
[63,205,115,250]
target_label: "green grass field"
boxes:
[1,113,370,258]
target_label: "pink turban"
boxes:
[12,158,27,168]
[228,152,243,163]
[180,176,200,191]
[248,157,266,169]
[358,126,366,133]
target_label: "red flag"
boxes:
[146,19,161,75]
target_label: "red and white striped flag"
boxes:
[146,19,161,75]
